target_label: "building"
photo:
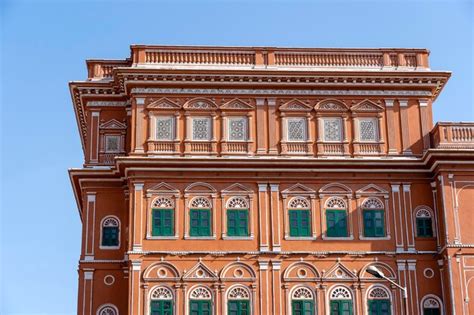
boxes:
[69,45,474,315]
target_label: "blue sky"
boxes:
[0,0,472,314]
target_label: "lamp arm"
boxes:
[382,275,407,296]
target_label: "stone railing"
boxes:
[431,122,474,149]
[353,142,384,156]
[147,141,180,155]
[85,46,430,80]
[221,141,251,155]
[281,142,313,155]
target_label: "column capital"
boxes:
[384,99,395,107]
[399,99,408,107]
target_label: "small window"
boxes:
[422,297,441,315]
[227,210,249,237]
[105,135,121,153]
[192,117,212,141]
[363,210,385,237]
[416,209,433,238]
[155,116,174,140]
[190,209,211,237]
[359,118,378,142]
[150,286,173,315]
[228,286,251,315]
[97,304,118,315]
[152,209,174,236]
[329,286,353,315]
[189,287,212,315]
[367,287,391,315]
[101,217,119,247]
[228,117,248,141]
[289,210,311,237]
[292,287,314,315]
[325,197,348,238]
[323,118,343,142]
[287,118,307,142]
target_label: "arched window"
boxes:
[227,286,251,315]
[101,217,119,248]
[325,197,348,237]
[416,209,434,238]
[422,296,442,315]
[189,197,212,237]
[226,197,249,237]
[151,197,175,237]
[97,304,118,315]
[150,286,173,315]
[291,286,314,315]
[288,197,311,237]
[367,286,391,315]
[362,198,385,238]
[329,286,353,315]
[189,286,212,315]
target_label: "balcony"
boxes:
[147,140,180,155]
[431,122,474,149]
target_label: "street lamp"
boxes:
[366,266,409,315]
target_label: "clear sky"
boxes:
[0,0,472,314]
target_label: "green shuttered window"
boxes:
[102,226,119,246]
[228,300,249,315]
[152,209,174,236]
[190,300,212,315]
[416,217,433,237]
[190,209,212,237]
[326,210,348,237]
[363,210,385,237]
[150,300,173,315]
[289,210,311,237]
[330,300,353,315]
[368,299,391,315]
[292,300,314,315]
[227,209,249,237]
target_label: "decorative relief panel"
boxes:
[228,117,247,141]
[192,118,211,140]
[105,135,121,152]
[155,116,174,140]
[287,118,306,141]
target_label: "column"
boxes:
[142,284,149,315]
[134,97,145,153]
[384,99,398,154]
[268,98,278,155]
[129,261,142,315]
[258,184,269,251]
[391,184,404,252]
[402,184,415,252]
[84,193,96,260]
[271,260,282,314]
[258,260,270,314]
[256,98,266,154]
[270,184,281,252]
[132,183,144,251]
[213,284,220,315]
[359,284,366,315]
[407,260,420,315]
[89,111,100,163]
[399,99,412,155]
[418,99,431,151]
[81,269,94,315]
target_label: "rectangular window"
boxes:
[330,300,353,315]
[287,118,307,141]
[227,209,249,237]
[323,118,343,142]
[289,210,311,237]
[155,116,174,140]
[363,210,385,237]
[190,300,211,315]
[359,118,378,142]
[192,117,212,141]
[150,300,173,315]
[190,209,212,237]
[368,299,391,315]
[102,226,119,246]
[292,300,314,315]
[416,217,433,237]
[326,210,348,237]
[152,209,174,236]
[105,135,121,152]
[228,117,248,141]
[228,300,249,315]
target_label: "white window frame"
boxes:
[104,135,121,153]
[322,118,343,142]
[154,116,175,141]
[227,116,248,142]
[192,117,212,141]
[358,117,379,142]
[99,215,121,250]
[286,117,307,142]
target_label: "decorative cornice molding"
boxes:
[87,101,128,107]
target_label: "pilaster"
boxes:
[384,99,398,154]
[256,98,266,154]
[267,98,278,155]
[418,99,431,151]
[132,182,144,251]
[258,184,269,251]
[133,97,145,153]
[270,183,281,252]
[399,99,412,155]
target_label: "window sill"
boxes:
[415,236,436,240]
[359,236,390,240]
[147,236,179,240]
[99,246,120,250]
[184,236,216,240]
[322,236,354,240]
[222,236,254,240]
[285,236,317,241]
